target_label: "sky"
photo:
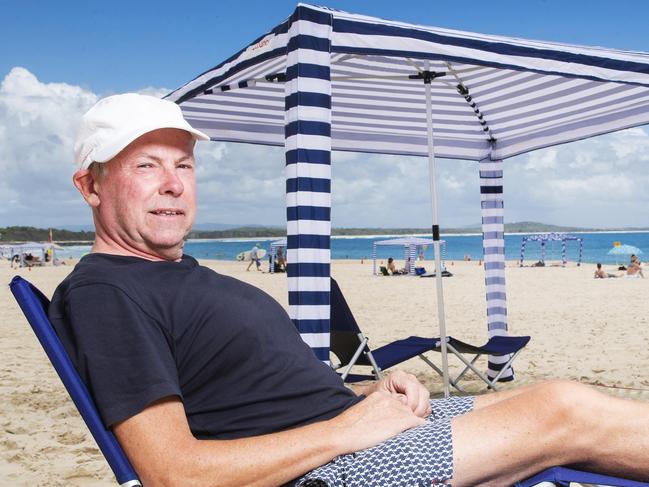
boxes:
[1,0,649,230]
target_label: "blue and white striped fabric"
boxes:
[166,3,649,371]
[479,158,512,381]
[283,6,333,362]
[167,4,649,163]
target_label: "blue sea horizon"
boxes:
[58,231,649,266]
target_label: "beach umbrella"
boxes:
[166,4,649,397]
[608,244,643,265]
[607,244,642,256]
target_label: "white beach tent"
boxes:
[372,236,445,276]
[166,4,649,395]
[0,242,59,266]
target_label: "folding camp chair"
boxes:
[516,466,649,487]
[330,278,530,391]
[9,276,141,487]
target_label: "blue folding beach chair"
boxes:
[9,276,141,487]
[516,466,649,487]
[330,278,529,391]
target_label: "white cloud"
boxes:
[0,67,98,226]
[0,67,647,230]
[505,130,649,227]
[524,148,558,171]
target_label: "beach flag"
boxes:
[48,228,53,244]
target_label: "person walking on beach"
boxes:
[49,93,649,487]
[246,243,262,272]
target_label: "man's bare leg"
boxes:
[451,380,649,486]
[471,380,566,411]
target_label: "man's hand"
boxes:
[328,390,425,454]
[355,370,431,417]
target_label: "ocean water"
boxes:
[57,231,649,266]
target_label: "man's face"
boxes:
[89,128,197,260]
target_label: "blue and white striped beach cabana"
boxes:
[372,237,445,276]
[519,233,584,267]
[166,3,649,394]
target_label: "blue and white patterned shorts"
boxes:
[296,395,475,487]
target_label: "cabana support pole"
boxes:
[283,8,333,363]
[479,157,513,381]
[424,64,450,398]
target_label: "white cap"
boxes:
[74,93,209,169]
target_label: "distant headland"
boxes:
[1,222,648,243]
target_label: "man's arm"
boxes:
[114,389,424,487]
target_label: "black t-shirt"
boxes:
[49,253,361,439]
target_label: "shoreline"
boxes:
[3,229,649,246]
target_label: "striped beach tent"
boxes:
[371,237,445,276]
[165,3,649,395]
[519,233,584,267]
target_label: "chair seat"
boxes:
[445,335,531,355]
[371,335,530,371]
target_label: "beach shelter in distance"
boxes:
[166,4,649,395]
[519,233,584,267]
[372,237,445,276]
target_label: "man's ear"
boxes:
[73,169,101,208]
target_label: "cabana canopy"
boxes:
[374,237,436,247]
[519,233,583,267]
[167,3,649,389]
[167,4,649,161]
[372,237,445,275]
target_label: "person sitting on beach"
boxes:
[49,94,649,487]
[594,263,619,279]
[387,257,401,275]
[626,255,645,278]
[276,246,286,272]
[386,257,405,275]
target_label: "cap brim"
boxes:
[93,122,209,164]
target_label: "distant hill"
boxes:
[1,222,647,243]
[0,226,95,243]
[188,226,286,239]
[502,221,649,234]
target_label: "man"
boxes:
[50,94,649,486]
[627,255,645,278]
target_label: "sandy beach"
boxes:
[1,258,648,485]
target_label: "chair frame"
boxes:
[9,276,141,487]
[421,338,527,392]
[330,278,528,392]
